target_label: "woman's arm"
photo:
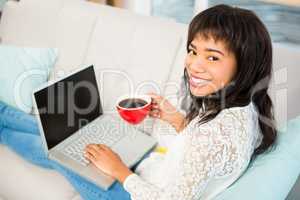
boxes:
[148,93,187,133]
[123,108,249,200]
[168,111,186,133]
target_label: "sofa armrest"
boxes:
[0,145,78,200]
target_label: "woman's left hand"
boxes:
[84,144,133,183]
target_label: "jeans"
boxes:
[0,101,131,200]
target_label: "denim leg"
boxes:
[0,102,131,200]
[0,127,131,200]
[0,111,3,136]
[106,182,131,200]
[52,162,110,200]
[0,128,51,169]
[0,101,39,135]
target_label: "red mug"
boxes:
[116,95,151,125]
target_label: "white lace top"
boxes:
[123,102,262,200]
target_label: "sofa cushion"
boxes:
[0,0,185,135]
[0,0,96,81]
[0,0,62,47]
[82,6,183,133]
[0,45,57,113]
[85,10,183,112]
[0,145,78,200]
[49,0,99,78]
[215,115,300,200]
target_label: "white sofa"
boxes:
[0,0,300,199]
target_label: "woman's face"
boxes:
[185,34,237,97]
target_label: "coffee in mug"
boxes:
[116,95,151,125]
[118,98,148,109]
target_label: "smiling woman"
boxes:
[84,4,277,200]
[183,5,277,156]
[185,36,237,97]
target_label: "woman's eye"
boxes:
[188,49,197,56]
[208,56,219,61]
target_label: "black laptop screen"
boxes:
[34,66,102,149]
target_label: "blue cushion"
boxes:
[0,45,57,113]
[215,116,300,200]
[152,0,195,24]
[0,0,7,9]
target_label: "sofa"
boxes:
[0,0,300,199]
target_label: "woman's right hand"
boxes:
[148,93,186,132]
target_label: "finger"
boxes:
[85,144,103,160]
[86,145,102,157]
[159,98,168,108]
[149,110,160,116]
[147,92,159,98]
[86,148,99,158]
[90,144,103,152]
[149,112,160,119]
[151,104,159,109]
[84,151,96,161]
[97,144,110,151]
[150,107,159,113]
[86,152,98,164]
[85,143,99,151]
[150,109,160,115]
[147,93,162,103]
[151,99,158,105]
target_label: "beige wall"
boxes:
[87,0,106,4]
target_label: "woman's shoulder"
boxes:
[201,102,256,127]
[184,102,258,141]
[182,102,260,177]
[220,101,255,115]
[186,102,259,146]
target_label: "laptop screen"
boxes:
[34,65,103,149]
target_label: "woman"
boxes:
[0,4,277,200]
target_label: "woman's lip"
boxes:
[189,76,211,87]
[189,74,211,81]
[189,79,209,88]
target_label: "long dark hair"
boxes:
[184,4,277,156]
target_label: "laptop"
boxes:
[32,65,157,190]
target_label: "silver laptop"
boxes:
[32,65,157,190]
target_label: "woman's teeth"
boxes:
[190,77,210,86]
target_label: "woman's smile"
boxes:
[189,74,211,88]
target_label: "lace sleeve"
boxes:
[123,107,250,200]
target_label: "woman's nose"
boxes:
[189,57,206,73]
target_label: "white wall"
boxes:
[119,0,152,15]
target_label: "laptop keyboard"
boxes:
[62,117,127,166]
